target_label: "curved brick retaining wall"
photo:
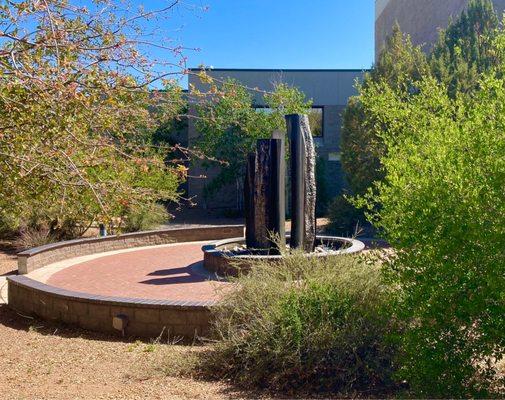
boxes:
[8,275,214,340]
[8,226,244,339]
[17,225,244,274]
[203,236,366,277]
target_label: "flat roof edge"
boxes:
[189,68,368,72]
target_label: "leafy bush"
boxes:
[0,212,18,238]
[123,203,170,233]
[195,77,311,207]
[0,2,185,241]
[357,72,505,397]
[205,253,400,395]
[326,194,366,236]
[1,205,99,241]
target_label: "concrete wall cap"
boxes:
[7,275,217,309]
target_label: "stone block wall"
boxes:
[18,225,244,274]
[8,275,214,340]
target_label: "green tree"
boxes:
[342,26,429,197]
[194,76,311,208]
[357,70,505,397]
[329,26,429,234]
[338,0,503,232]
[430,0,502,97]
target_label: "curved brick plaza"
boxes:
[6,228,246,339]
[45,242,226,303]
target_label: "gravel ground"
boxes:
[0,247,18,276]
[0,305,268,400]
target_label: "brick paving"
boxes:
[47,243,228,302]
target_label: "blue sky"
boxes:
[80,0,375,87]
[171,0,375,70]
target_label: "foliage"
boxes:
[153,110,189,147]
[342,0,502,199]
[326,194,365,236]
[341,25,430,197]
[205,253,400,395]
[307,107,323,137]
[0,213,18,238]
[0,0,188,237]
[356,71,505,397]
[122,202,170,233]
[315,156,330,216]
[430,0,502,97]
[194,76,311,205]
[14,226,56,251]
[335,26,429,232]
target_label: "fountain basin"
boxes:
[203,236,365,277]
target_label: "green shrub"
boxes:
[123,202,170,233]
[0,212,18,238]
[326,194,366,236]
[205,254,400,395]
[357,72,505,397]
[342,1,503,199]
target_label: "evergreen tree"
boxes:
[430,0,501,96]
[341,25,429,197]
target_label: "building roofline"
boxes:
[188,68,368,72]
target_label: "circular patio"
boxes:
[6,226,372,340]
[7,227,244,340]
[44,242,226,303]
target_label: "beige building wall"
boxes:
[376,0,505,56]
[187,69,365,209]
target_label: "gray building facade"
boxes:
[376,0,505,56]
[186,69,365,210]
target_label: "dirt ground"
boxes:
[0,241,17,276]
[0,305,271,400]
[0,229,271,400]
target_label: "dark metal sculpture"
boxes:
[244,134,285,253]
[245,114,315,254]
[286,114,316,252]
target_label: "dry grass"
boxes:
[0,305,273,400]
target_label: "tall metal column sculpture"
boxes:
[244,133,286,253]
[286,114,316,252]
